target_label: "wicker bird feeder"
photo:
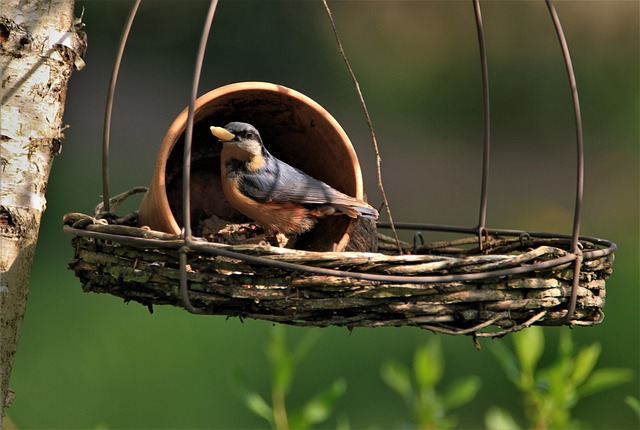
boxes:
[64,1,616,339]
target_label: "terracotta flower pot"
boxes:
[138,81,376,252]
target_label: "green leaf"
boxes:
[553,329,576,382]
[577,368,634,398]
[381,360,413,405]
[245,391,274,424]
[442,375,482,410]
[570,343,601,387]
[228,369,274,426]
[625,396,640,419]
[414,341,443,390]
[558,328,575,359]
[513,326,544,378]
[485,407,521,430]
[289,379,347,429]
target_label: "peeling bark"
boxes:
[0,0,84,422]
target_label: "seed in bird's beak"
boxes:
[210,126,236,141]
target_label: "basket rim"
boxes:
[63,212,616,285]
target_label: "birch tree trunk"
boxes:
[0,0,84,423]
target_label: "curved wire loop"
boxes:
[546,0,586,322]
[469,0,587,322]
[472,0,491,252]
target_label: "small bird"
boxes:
[210,122,378,236]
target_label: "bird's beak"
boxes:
[210,126,236,142]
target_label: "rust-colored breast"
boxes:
[222,177,317,234]
[220,160,317,235]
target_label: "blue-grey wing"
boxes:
[240,157,340,203]
[238,156,378,219]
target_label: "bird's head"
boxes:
[210,122,263,157]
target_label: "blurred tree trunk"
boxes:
[0,0,84,424]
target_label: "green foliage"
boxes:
[381,337,481,429]
[230,326,345,429]
[625,396,640,420]
[484,407,522,430]
[488,327,634,429]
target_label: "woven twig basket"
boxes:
[64,211,613,339]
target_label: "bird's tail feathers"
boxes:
[334,203,379,220]
[355,204,379,220]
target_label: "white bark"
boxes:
[0,0,84,423]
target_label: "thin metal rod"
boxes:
[180,248,202,314]
[546,1,584,254]
[546,0,585,322]
[182,0,219,241]
[565,252,583,321]
[101,0,141,213]
[472,0,491,244]
[547,0,584,255]
[179,0,219,313]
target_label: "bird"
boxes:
[210,122,378,236]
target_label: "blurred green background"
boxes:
[6,0,639,428]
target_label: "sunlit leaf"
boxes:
[228,368,274,425]
[553,330,576,381]
[625,396,640,419]
[245,391,274,424]
[442,375,481,410]
[558,329,574,359]
[571,343,601,387]
[577,368,634,398]
[290,379,347,429]
[513,326,544,379]
[381,360,413,405]
[414,341,443,390]
[485,406,522,430]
